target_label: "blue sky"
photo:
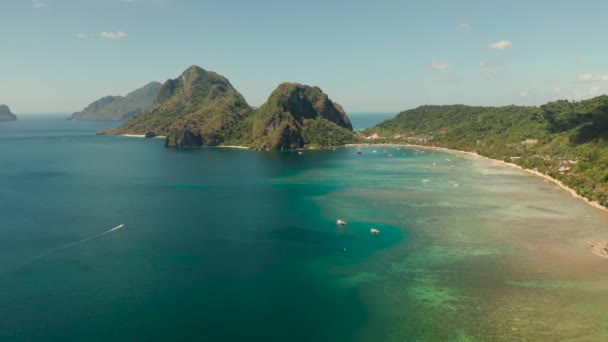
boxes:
[1,0,608,113]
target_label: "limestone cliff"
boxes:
[248,83,354,150]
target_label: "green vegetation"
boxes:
[100,68,355,149]
[70,82,162,121]
[248,82,354,149]
[365,96,608,207]
[0,104,17,121]
[101,66,253,146]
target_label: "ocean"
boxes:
[1,114,608,341]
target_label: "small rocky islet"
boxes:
[0,104,17,121]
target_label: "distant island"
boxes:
[364,96,608,208]
[0,105,17,121]
[70,81,162,121]
[99,65,355,149]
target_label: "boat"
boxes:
[357,148,362,155]
[298,151,303,155]
[370,228,380,235]
[336,219,347,226]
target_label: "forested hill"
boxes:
[100,65,356,149]
[365,95,608,207]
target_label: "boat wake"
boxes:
[66,224,125,247]
[5,224,125,274]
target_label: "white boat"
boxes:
[370,228,380,235]
[336,219,347,226]
[298,151,303,155]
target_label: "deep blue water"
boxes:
[0,115,404,341]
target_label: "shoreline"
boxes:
[214,145,249,149]
[346,143,608,213]
[121,134,166,139]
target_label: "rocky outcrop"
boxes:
[70,81,162,121]
[249,83,354,150]
[0,105,17,121]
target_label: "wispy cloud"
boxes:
[32,0,47,9]
[576,73,608,82]
[76,33,88,39]
[430,61,449,70]
[100,31,127,39]
[489,40,512,50]
[458,23,472,33]
[519,91,529,98]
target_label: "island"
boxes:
[69,81,162,121]
[0,104,17,121]
[99,65,355,149]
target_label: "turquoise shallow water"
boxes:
[2,115,608,341]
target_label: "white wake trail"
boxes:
[65,224,125,247]
[6,224,126,274]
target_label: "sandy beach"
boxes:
[346,142,608,213]
[214,145,249,149]
[121,134,167,139]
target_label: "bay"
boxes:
[1,115,607,341]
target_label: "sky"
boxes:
[1,0,608,113]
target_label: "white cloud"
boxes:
[76,33,88,39]
[576,73,608,82]
[430,61,449,70]
[489,40,512,50]
[519,91,529,98]
[32,0,47,8]
[458,23,472,33]
[100,31,127,39]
